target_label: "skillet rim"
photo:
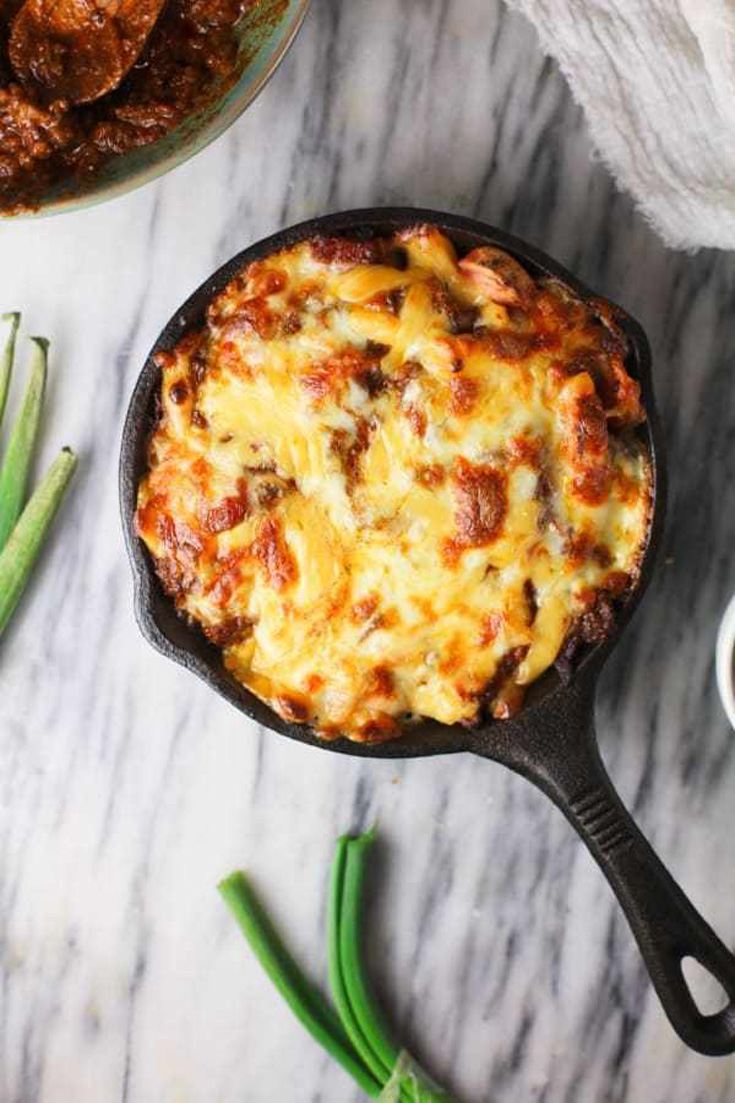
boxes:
[118,206,667,760]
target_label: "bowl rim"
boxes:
[716,593,735,730]
[119,206,667,758]
[2,0,312,220]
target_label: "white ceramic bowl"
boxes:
[716,593,735,728]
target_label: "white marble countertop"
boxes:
[3,1,735,1100]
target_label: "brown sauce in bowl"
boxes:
[0,0,258,212]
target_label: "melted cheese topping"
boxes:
[136,227,651,742]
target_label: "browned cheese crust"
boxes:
[136,227,652,742]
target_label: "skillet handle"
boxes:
[491,679,735,1056]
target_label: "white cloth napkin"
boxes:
[505,0,735,251]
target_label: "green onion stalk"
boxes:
[0,320,78,639]
[330,832,452,1103]
[0,312,20,430]
[0,336,48,550]
[0,448,78,637]
[219,831,454,1102]
[218,871,383,1098]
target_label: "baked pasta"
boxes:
[136,225,651,742]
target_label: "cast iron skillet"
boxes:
[120,207,735,1055]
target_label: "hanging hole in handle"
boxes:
[681,956,731,1016]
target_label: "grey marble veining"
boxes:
[2,1,735,1101]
